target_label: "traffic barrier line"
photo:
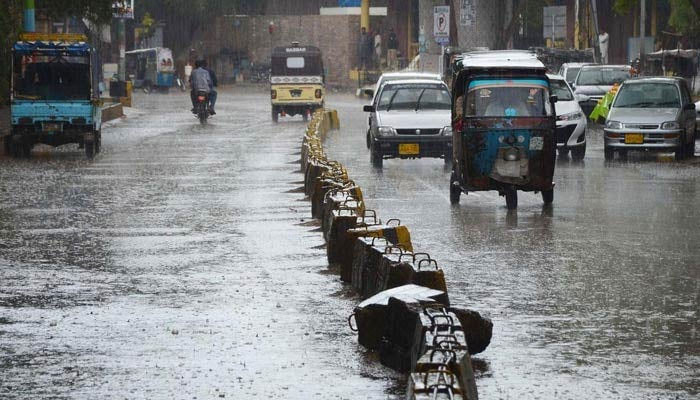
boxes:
[298,109,489,400]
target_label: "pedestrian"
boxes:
[599,30,609,64]
[374,30,382,68]
[184,62,193,89]
[365,29,375,69]
[358,27,370,70]
[387,28,398,70]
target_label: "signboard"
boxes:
[113,0,134,19]
[434,6,450,45]
[460,0,475,27]
[543,6,566,40]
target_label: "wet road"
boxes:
[0,89,400,399]
[0,88,698,399]
[325,97,700,399]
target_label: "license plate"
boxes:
[399,143,420,155]
[43,123,62,132]
[625,133,644,144]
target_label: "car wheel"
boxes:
[571,143,586,161]
[604,145,614,161]
[688,137,696,157]
[541,188,554,204]
[505,189,517,210]
[366,130,371,149]
[675,142,685,161]
[370,142,383,168]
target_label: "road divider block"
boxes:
[298,109,489,400]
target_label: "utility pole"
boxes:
[24,0,35,32]
[639,0,646,71]
[118,18,126,81]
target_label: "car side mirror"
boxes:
[683,103,695,111]
[363,89,374,97]
[363,104,375,112]
[550,95,558,104]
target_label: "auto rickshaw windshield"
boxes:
[465,78,552,117]
[271,55,323,76]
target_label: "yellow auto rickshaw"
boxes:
[270,43,325,122]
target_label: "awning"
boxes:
[13,41,91,57]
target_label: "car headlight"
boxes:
[661,121,680,130]
[557,111,583,121]
[606,120,622,129]
[377,126,396,136]
[441,126,452,136]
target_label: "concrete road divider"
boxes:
[298,109,488,399]
[349,284,446,350]
[101,102,124,123]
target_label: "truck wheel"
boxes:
[505,189,518,210]
[542,189,554,204]
[95,131,102,154]
[85,139,95,159]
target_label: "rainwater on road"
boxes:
[0,88,698,399]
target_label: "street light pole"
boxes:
[640,0,646,72]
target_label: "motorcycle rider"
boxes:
[201,60,218,115]
[190,59,214,115]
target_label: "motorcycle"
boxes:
[194,91,210,124]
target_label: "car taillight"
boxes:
[315,89,322,99]
[198,96,206,101]
[271,90,277,99]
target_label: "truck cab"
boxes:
[8,33,102,159]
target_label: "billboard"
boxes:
[113,0,134,19]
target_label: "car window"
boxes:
[377,84,451,111]
[565,67,580,83]
[613,83,680,108]
[576,68,630,86]
[465,79,551,117]
[550,79,574,101]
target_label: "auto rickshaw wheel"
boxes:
[272,107,279,123]
[505,189,518,210]
[687,137,696,157]
[542,189,554,204]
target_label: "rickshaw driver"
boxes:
[484,87,528,117]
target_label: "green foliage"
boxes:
[669,0,700,36]
[35,0,115,25]
[613,0,639,15]
[0,1,22,105]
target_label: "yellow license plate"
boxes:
[625,133,644,144]
[398,143,420,155]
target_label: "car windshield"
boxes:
[576,68,630,86]
[377,84,451,111]
[464,79,552,117]
[550,79,574,101]
[565,67,581,83]
[613,82,680,108]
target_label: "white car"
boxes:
[365,72,442,148]
[548,74,587,160]
[363,79,452,168]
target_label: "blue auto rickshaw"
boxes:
[449,51,557,209]
[125,47,175,93]
[8,33,102,159]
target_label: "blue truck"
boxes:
[7,33,102,159]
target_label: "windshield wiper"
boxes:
[621,101,653,108]
[414,88,426,111]
[386,90,399,112]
